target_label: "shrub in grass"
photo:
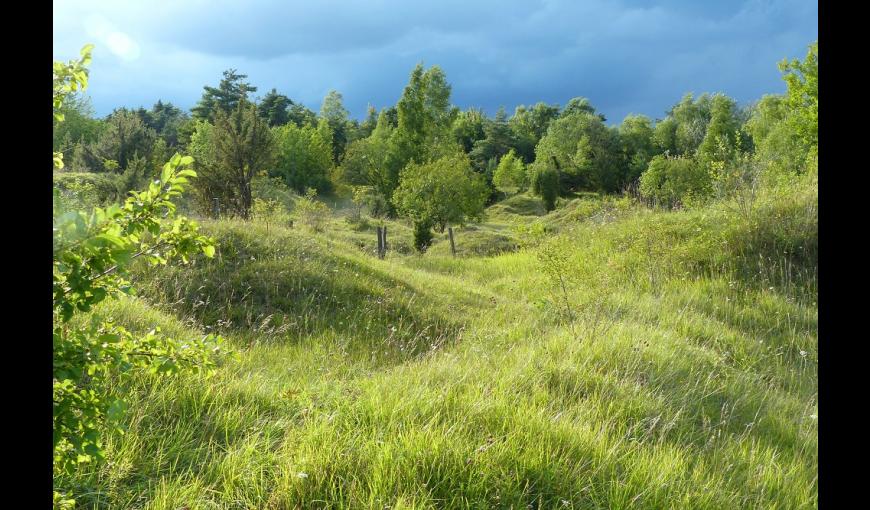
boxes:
[639,154,711,209]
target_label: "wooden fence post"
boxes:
[213,198,220,218]
[448,227,456,257]
[382,226,387,257]
[376,226,384,259]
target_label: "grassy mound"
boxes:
[61,175,817,509]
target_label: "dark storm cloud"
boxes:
[53,0,817,123]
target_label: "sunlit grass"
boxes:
[61,175,817,509]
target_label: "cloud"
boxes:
[52,0,817,122]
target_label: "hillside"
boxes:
[61,174,818,509]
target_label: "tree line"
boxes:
[54,40,817,250]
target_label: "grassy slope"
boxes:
[63,179,817,509]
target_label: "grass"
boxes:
[59,174,817,509]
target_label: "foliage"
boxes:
[141,100,188,147]
[393,152,489,237]
[618,114,656,183]
[114,152,150,198]
[451,107,487,154]
[295,188,331,232]
[53,153,224,505]
[492,149,527,194]
[253,197,291,233]
[319,90,351,164]
[639,154,711,208]
[696,94,744,167]
[469,107,515,174]
[272,122,333,194]
[53,93,103,156]
[53,44,93,169]
[91,109,158,172]
[288,102,318,128]
[412,219,434,253]
[392,64,455,167]
[531,112,625,193]
[509,102,561,163]
[337,118,400,213]
[54,173,119,212]
[190,102,275,219]
[561,97,605,121]
[191,69,257,121]
[779,41,818,157]
[258,88,293,127]
[529,164,560,212]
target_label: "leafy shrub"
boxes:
[53,154,224,503]
[639,154,711,209]
[530,165,559,212]
[54,172,119,213]
[412,220,434,253]
[492,149,527,194]
[252,197,291,233]
[251,175,296,212]
[295,187,330,232]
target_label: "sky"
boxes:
[53,0,818,124]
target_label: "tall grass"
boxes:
[59,175,817,509]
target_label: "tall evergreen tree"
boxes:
[258,88,293,127]
[191,69,257,121]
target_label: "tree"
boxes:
[697,94,743,166]
[145,100,188,147]
[561,97,605,121]
[92,109,157,172]
[745,95,787,146]
[667,93,713,155]
[53,93,103,158]
[492,149,527,194]
[191,101,275,218]
[358,104,379,138]
[509,102,560,162]
[531,111,624,193]
[258,88,293,127]
[191,69,257,121]
[392,152,488,251]
[779,40,818,157]
[320,90,351,164]
[619,114,657,184]
[392,64,455,167]
[53,44,93,169]
[653,117,678,155]
[287,102,317,128]
[451,107,486,154]
[469,107,515,174]
[338,113,399,213]
[272,123,333,193]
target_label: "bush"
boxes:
[639,155,711,209]
[530,166,559,212]
[295,188,330,232]
[53,172,119,213]
[412,220,434,253]
[252,197,291,232]
[251,175,296,212]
